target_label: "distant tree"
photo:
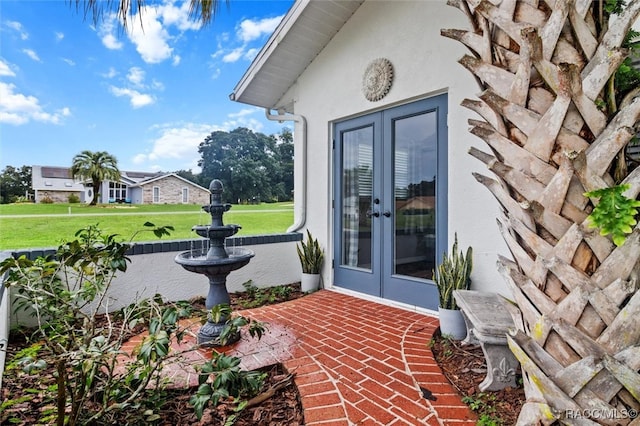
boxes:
[0,165,32,204]
[198,127,293,203]
[70,151,121,206]
[274,128,294,201]
[174,169,205,188]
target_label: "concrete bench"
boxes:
[453,290,520,391]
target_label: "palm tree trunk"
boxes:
[443,1,640,424]
[91,178,100,205]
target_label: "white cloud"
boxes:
[127,67,145,86]
[157,1,201,31]
[62,58,75,66]
[151,79,165,91]
[55,31,64,41]
[109,86,155,108]
[244,48,259,61]
[211,15,282,65]
[0,82,70,125]
[5,20,28,40]
[237,16,282,43]
[132,123,215,171]
[228,108,258,119]
[102,67,118,78]
[222,47,244,63]
[128,9,173,64]
[22,49,40,62]
[102,33,123,50]
[98,15,123,50]
[172,55,181,66]
[0,59,16,77]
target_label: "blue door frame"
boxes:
[333,95,448,310]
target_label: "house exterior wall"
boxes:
[140,175,209,205]
[5,235,302,328]
[32,165,87,203]
[36,190,82,203]
[279,1,510,295]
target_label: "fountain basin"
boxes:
[192,224,240,240]
[175,247,254,275]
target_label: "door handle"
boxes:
[366,209,380,218]
[383,210,391,217]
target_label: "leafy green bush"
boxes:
[68,193,81,203]
[0,223,177,426]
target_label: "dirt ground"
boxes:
[431,329,525,425]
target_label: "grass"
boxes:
[0,202,294,250]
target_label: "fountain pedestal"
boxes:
[175,179,254,346]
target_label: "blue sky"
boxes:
[0,0,293,173]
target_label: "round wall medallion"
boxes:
[362,58,394,102]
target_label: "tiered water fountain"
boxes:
[175,179,254,346]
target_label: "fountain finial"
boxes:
[209,179,223,203]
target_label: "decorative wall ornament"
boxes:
[362,58,394,102]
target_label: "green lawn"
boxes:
[0,202,294,250]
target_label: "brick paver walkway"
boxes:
[124,290,476,425]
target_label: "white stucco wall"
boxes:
[281,1,511,297]
[8,241,302,328]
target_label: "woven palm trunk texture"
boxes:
[443,0,640,424]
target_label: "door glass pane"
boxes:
[341,126,373,270]
[393,111,437,279]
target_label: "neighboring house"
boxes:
[32,165,209,205]
[230,0,509,310]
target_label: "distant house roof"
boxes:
[32,166,204,190]
[41,166,72,179]
[230,0,364,110]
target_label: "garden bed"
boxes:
[431,329,525,425]
[1,283,306,425]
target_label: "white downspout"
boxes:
[265,108,307,233]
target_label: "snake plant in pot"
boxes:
[296,230,324,292]
[434,233,472,339]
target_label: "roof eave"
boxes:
[230,0,363,110]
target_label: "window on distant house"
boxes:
[182,187,188,203]
[109,182,127,201]
[153,186,160,203]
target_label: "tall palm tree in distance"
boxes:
[70,150,121,206]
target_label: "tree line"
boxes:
[0,127,294,204]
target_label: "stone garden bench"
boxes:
[453,290,520,391]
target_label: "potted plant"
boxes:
[296,230,324,292]
[434,233,472,339]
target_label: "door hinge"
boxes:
[332,139,335,149]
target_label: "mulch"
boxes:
[430,329,526,425]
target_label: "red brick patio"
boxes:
[122,290,476,425]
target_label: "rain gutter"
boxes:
[265,108,307,233]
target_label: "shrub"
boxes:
[68,193,81,203]
[40,196,54,204]
[0,223,176,426]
